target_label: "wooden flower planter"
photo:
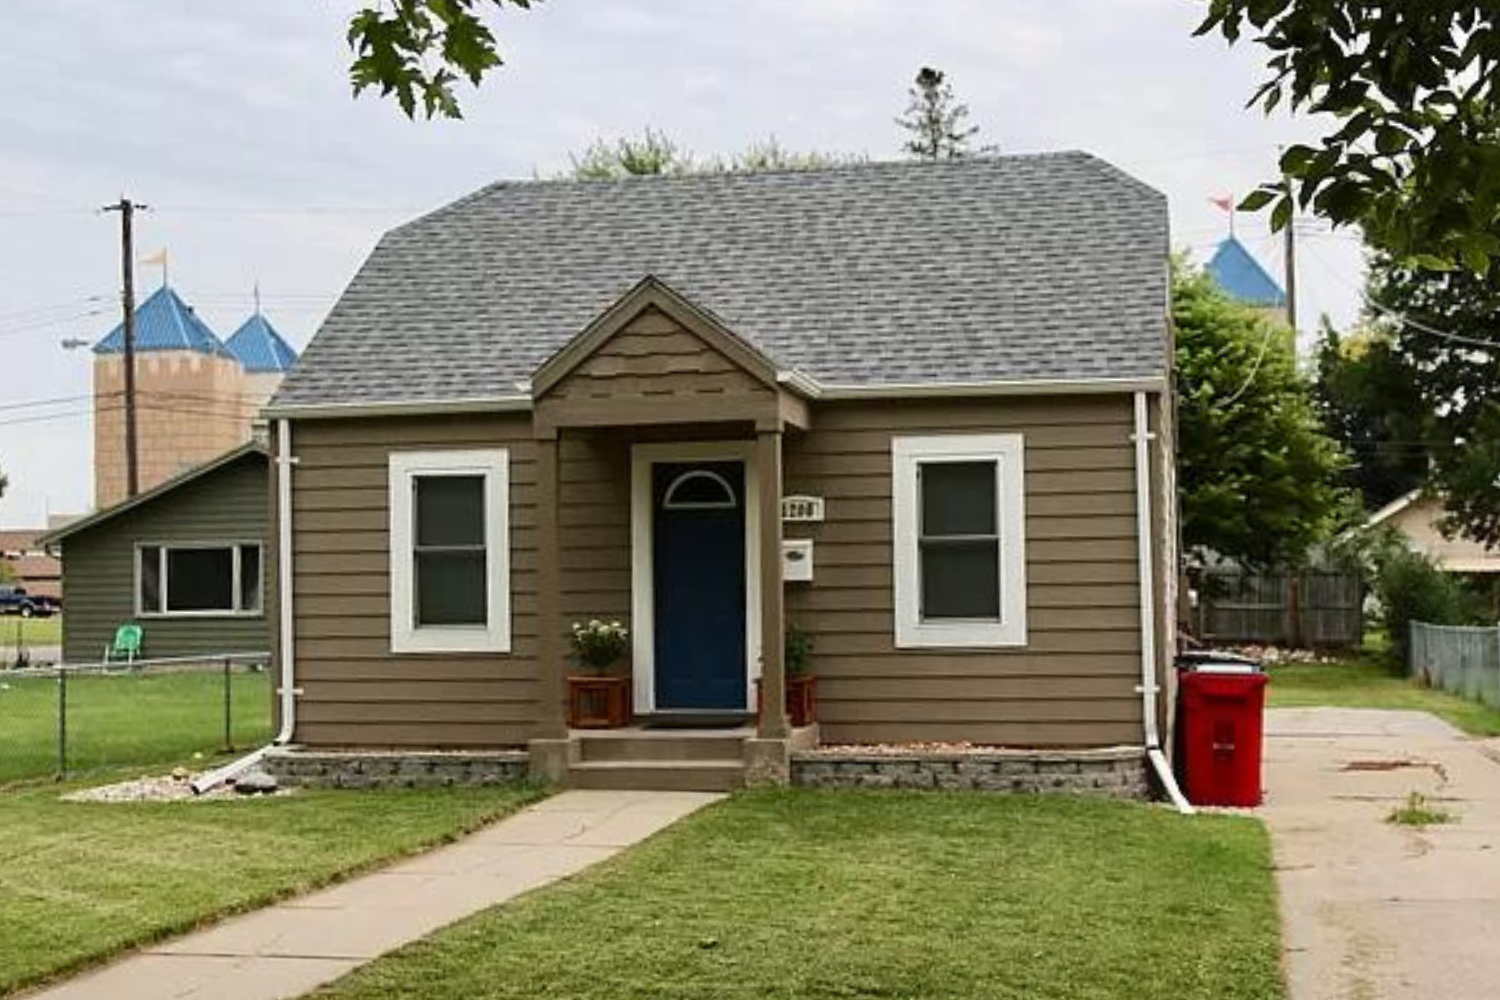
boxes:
[757,675,818,727]
[567,674,632,729]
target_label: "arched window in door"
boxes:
[661,469,738,510]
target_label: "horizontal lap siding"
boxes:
[60,456,271,663]
[290,415,539,748]
[784,396,1145,747]
[547,308,773,407]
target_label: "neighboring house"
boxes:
[0,531,62,601]
[92,285,298,508]
[38,443,271,663]
[263,153,1177,787]
[1368,490,1500,574]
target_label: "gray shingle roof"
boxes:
[272,152,1169,409]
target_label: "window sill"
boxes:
[895,620,1027,649]
[138,611,265,621]
[391,626,512,655]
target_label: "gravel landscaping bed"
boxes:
[64,768,291,803]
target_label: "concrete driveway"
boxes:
[1264,707,1500,1000]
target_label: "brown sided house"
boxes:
[261,153,1179,793]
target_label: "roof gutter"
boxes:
[190,418,299,795]
[262,395,532,421]
[1133,390,1193,815]
[810,375,1167,400]
[266,375,1167,421]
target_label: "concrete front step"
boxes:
[576,733,748,764]
[567,760,746,792]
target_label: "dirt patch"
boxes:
[1342,758,1449,783]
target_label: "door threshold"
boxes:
[638,711,753,730]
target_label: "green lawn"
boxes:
[312,790,1283,1000]
[1268,656,1500,736]
[0,782,543,996]
[0,614,61,649]
[0,669,274,785]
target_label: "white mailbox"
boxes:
[782,539,814,582]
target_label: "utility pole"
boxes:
[102,197,146,498]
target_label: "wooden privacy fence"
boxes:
[1409,622,1500,709]
[1196,569,1364,649]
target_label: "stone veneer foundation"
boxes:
[262,744,1150,797]
[263,748,529,789]
[790,746,1149,798]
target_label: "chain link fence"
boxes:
[1409,622,1500,709]
[0,653,273,785]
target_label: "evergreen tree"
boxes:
[1175,262,1349,566]
[895,67,983,160]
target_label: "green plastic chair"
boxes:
[104,624,143,665]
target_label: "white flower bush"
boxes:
[569,618,630,671]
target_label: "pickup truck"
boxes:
[0,585,59,618]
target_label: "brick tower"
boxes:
[91,286,295,508]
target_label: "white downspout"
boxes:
[1134,391,1194,815]
[191,418,298,794]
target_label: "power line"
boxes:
[0,398,269,430]
[0,294,112,325]
[0,308,112,340]
[0,393,95,414]
[1302,243,1500,352]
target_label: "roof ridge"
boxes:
[387,149,1108,237]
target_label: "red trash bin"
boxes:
[1177,659,1268,807]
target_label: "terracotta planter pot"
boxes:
[756,674,818,727]
[567,673,632,729]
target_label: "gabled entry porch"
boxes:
[524,277,815,788]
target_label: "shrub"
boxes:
[785,626,814,677]
[569,619,630,671]
[1373,545,1484,666]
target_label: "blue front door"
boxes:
[652,461,747,711]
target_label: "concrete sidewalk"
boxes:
[29,790,722,1000]
[1264,708,1500,1000]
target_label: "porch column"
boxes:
[534,430,568,739]
[757,427,789,739]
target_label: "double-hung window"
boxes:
[389,449,511,653]
[892,434,1027,647]
[137,543,263,616]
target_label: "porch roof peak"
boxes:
[529,275,789,400]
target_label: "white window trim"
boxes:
[892,433,1027,648]
[133,541,265,619]
[389,449,511,654]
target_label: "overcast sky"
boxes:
[0,0,1368,528]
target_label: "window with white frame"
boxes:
[892,434,1027,647]
[137,543,263,616]
[389,449,511,653]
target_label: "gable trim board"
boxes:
[39,442,268,549]
[533,277,782,400]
